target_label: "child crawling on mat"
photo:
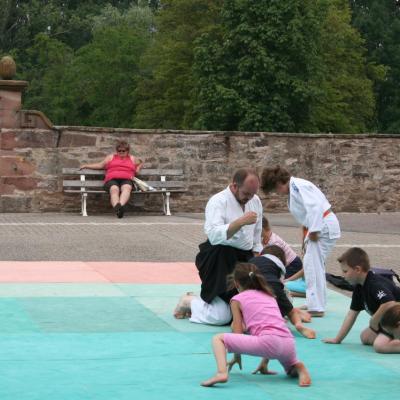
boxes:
[201,262,311,387]
[323,247,400,353]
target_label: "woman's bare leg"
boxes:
[109,186,120,207]
[201,334,229,387]
[119,184,133,206]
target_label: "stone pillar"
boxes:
[0,80,28,128]
[0,56,53,129]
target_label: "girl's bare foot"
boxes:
[201,372,228,387]
[295,324,316,339]
[287,362,311,387]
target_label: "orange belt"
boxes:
[302,210,331,239]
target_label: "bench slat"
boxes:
[138,169,183,176]
[62,168,184,176]
[64,189,187,193]
[63,180,185,189]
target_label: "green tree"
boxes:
[22,34,74,124]
[350,0,400,133]
[1,1,135,54]
[22,3,153,127]
[133,0,221,129]
[193,0,376,133]
[307,0,379,133]
[63,4,153,127]
[193,0,324,132]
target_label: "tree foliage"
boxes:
[308,0,378,133]
[1,0,398,133]
[350,0,400,133]
[193,0,376,133]
[133,0,221,129]
[9,2,153,127]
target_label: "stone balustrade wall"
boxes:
[1,126,399,214]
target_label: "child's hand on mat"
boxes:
[227,354,242,371]
[322,338,341,344]
[252,358,277,375]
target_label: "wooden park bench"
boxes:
[62,168,186,217]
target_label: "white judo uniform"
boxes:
[288,177,341,312]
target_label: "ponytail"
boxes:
[228,262,274,297]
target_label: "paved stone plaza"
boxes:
[1,212,399,278]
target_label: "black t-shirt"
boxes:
[350,271,400,315]
[248,256,293,316]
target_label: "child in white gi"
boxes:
[261,166,341,316]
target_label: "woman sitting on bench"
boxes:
[80,140,143,218]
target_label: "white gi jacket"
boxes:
[204,187,263,253]
[288,177,340,239]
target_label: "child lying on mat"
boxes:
[261,217,306,298]
[201,262,311,388]
[323,247,400,353]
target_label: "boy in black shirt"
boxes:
[249,245,316,339]
[323,247,400,353]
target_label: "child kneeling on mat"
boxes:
[201,262,311,387]
[323,247,400,353]
[261,217,306,297]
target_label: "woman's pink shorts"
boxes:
[223,333,298,372]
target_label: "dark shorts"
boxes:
[285,256,303,279]
[269,281,293,317]
[370,325,395,339]
[103,179,133,193]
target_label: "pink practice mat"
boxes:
[0,261,200,283]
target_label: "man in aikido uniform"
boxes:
[174,168,263,324]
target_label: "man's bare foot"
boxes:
[173,294,193,319]
[295,324,316,339]
[300,310,312,323]
[174,309,191,319]
[201,372,228,387]
[287,362,311,387]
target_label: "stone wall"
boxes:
[1,125,399,214]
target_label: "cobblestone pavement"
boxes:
[1,212,399,282]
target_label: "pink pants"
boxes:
[223,333,298,372]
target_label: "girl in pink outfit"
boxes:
[80,141,143,218]
[201,262,311,388]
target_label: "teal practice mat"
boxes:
[0,285,398,400]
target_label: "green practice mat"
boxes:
[0,285,398,400]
